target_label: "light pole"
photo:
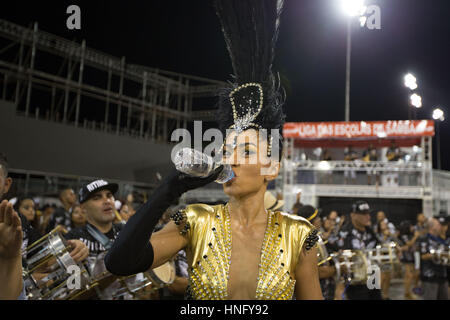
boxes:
[345,18,352,122]
[432,108,445,170]
[410,93,422,120]
[341,0,366,122]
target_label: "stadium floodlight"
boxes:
[404,73,418,90]
[432,108,444,121]
[341,0,366,17]
[410,93,422,109]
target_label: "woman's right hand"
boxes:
[166,165,224,198]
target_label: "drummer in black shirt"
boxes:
[45,188,77,233]
[336,200,382,300]
[0,153,88,264]
[418,217,448,300]
[65,180,123,261]
[65,180,124,299]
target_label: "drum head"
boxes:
[366,242,399,267]
[148,260,176,287]
[335,250,368,285]
[351,251,368,283]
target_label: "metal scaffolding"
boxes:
[8,167,155,201]
[0,19,223,142]
[279,136,440,217]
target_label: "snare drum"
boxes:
[71,251,122,300]
[331,250,369,285]
[147,260,176,288]
[430,245,450,266]
[114,259,176,300]
[366,242,400,271]
[23,229,91,300]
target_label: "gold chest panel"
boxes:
[181,203,314,300]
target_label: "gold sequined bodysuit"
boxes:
[178,203,316,300]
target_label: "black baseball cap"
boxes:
[297,205,321,222]
[79,179,118,203]
[351,200,371,214]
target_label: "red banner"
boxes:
[283,120,435,139]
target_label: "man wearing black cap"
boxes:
[336,200,382,300]
[64,179,125,299]
[417,216,448,300]
[65,180,122,261]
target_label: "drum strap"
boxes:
[86,224,114,250]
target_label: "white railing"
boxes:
[291,160,430,172]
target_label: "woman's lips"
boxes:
[225,176,236,185]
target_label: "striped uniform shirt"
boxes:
[64,222,123,264]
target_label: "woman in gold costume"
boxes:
[105,0,322,300]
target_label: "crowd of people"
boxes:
[317,141,411,185]
[1,150,449,300]
[1,0,448,305]
[292,194,449,300]
[0,153,185,300]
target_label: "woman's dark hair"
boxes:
[14,196,40,230]
[399,220,413,236]
[374,220,386,235]
[69,203,84,229]
[13,196,32,214]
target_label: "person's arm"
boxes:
[318,265,336,279]
[66,240,89,262]
[419,238,434,260]
[0,200,23,300]
[321,229,332,241]
[167,276,189,295]
[405,232,420,247]
[149,221,190,269]
[295,246,323,300]
[421,253,434,261]
[105,166,223,276]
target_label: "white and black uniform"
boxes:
[337,222,379,251]
[45,207,72,233]
[64,222,124,300]
[65,222,123,263]
[417,234,448,300]
[18,213,42,263]
[337,222,382,300]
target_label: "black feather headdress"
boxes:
[214,0,286,158]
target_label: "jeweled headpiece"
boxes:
[214,0,286,158]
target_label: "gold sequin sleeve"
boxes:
[281,214,319,271]
[296,218,319,251]
[181,204,217,266]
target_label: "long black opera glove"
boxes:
[104,165,224,276]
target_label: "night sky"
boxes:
[1,0,449,170]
